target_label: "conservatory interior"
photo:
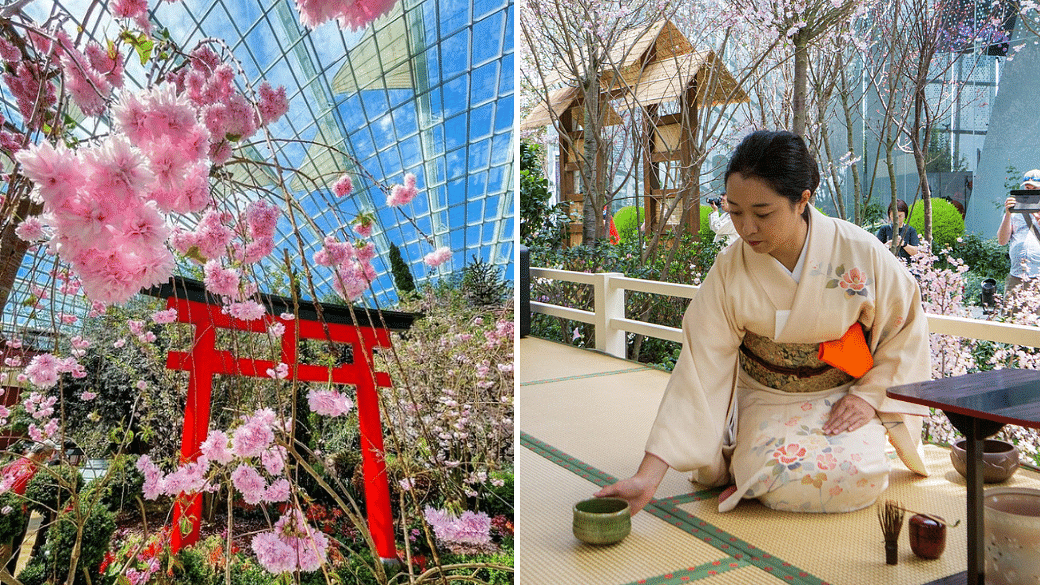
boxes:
[0,0,514,584]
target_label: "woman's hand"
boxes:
[823,394,876,435]
[593,453,669,515]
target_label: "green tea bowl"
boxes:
[572,497,631,545]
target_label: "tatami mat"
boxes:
[517,336,1040,584]
[674,444,1040,585]
[517,338,650,385]
[518,372,696,498]
[516,446,735,585]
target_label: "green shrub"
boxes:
[38,501,116,585]
[481,469,513,517]
[613,206,644,242]
[0,491,28,542]
[951,233,1010,281]
[23,463,84,514]
[169,542,219,585]
[907,198,965,251]
[440,550,514,585]
[16,558,47,585]
[698,205,714,243]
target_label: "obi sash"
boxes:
[738,331,854,393]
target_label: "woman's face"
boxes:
[725,174,810,262]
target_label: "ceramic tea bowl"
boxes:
[984,487,1040,585]
[573,497,631,545]
[950,439,1020,483]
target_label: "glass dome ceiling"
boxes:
[4,0,514,320]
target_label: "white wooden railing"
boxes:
[530,267,1040,358]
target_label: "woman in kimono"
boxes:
[596,131,930,514]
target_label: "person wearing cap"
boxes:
[997,169,1040,309]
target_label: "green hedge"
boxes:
[907,198,965,251]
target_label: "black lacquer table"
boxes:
[887,369,1040,585]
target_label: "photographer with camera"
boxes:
[997,169,1040,309]
[708,193,739,247]
[875,199,920,261]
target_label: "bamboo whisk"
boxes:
[877,499,905,565]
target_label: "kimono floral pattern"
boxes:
[734,390,890,513]
[812,264,872,298]
[830,265,870,297]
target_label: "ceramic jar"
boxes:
[950,439,1020,483]
[984,487,1040,585]
[572,497,631,545]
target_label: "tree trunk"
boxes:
[791,36,810,136]
[0,192,42,314]
[912,87,933,242]
[582,67,602,245]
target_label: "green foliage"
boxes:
[87,455,145,513]
[0,490,27,542]
[698,205,714,243]
[23,463,84,514]
[907,198,965,251]
[480,469,513,517]
[951,233,1010,281]
[168,542,219,585]
[529,234,715,366]
[521,141,567,247]
[612,206,644,242]
[38,500,116,585]
[439,550,514,585]
[461,255,511,307]
[389,242,417,298]
[16,558,47,585]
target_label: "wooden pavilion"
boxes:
[521,20,749,245]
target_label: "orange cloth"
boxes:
[818,323,873,378]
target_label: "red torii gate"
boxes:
[145,277,415,559]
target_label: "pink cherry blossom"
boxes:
[231,464,267,505]
[14,217,46,242]
[231,415,275,458]
[264,478,291,502]
[294,0,400,31]
[307,388,353,417]
[204,260,241,296]
[257,82,289,126]
[386,173,419,206]
[226,300,266,321]
[333,174,353,197]
[151,308,178,324]
[424,246,452,267]
[200,430,234,465]
[266,362,289,380]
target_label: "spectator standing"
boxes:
[708,193,739,247]
[997,170,1040,307]
[875,199,920,261]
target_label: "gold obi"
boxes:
[738,331,854,393]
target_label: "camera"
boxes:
[706,196,722,208]
[1011,189,1040,212]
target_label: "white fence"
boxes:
[530,267,1040,358]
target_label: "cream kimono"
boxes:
[645,207,930,513]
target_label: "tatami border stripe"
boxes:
[519,366,653,386]
[520,431,830,585]
[620,558,751,584]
